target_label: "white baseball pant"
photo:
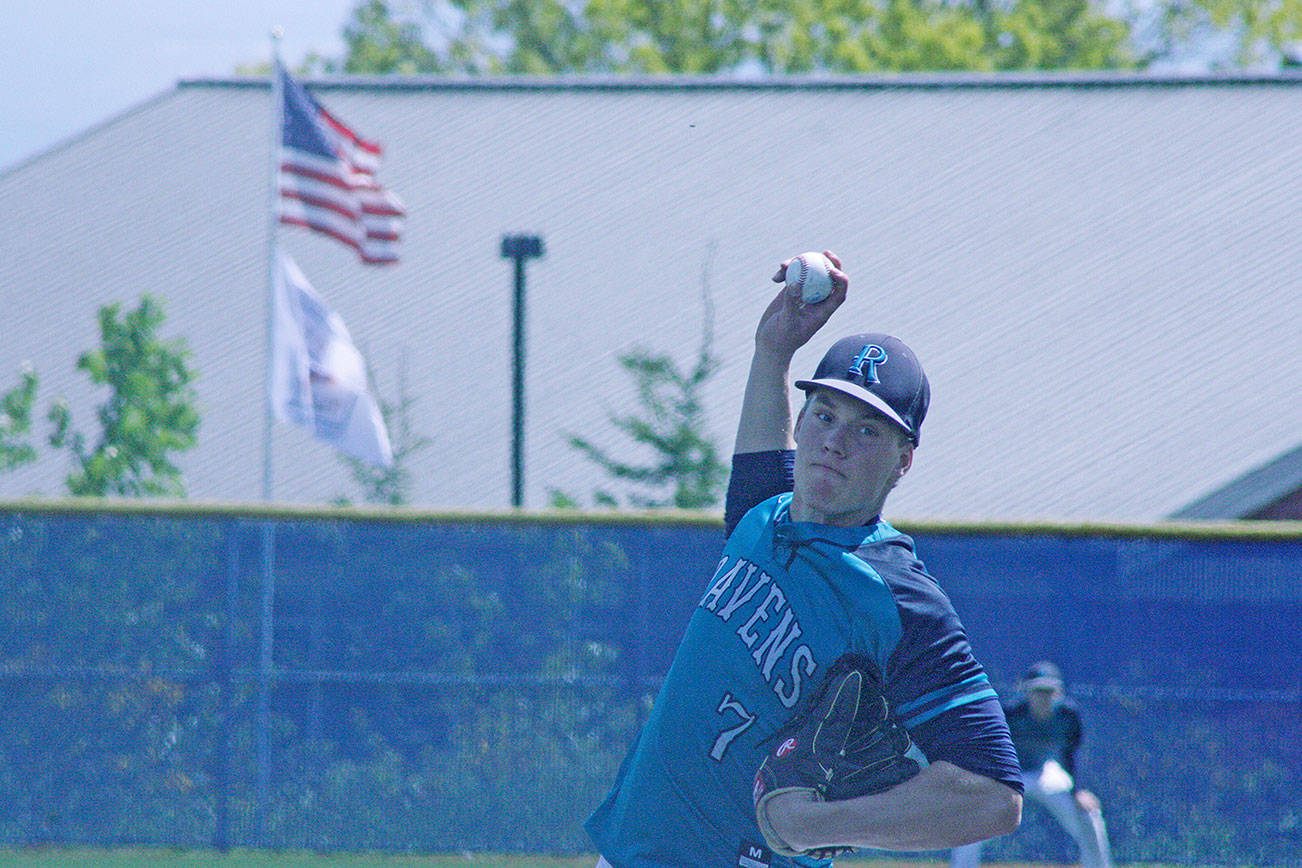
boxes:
[950,762,1113,868]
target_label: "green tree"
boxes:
[338,0,443,73]
[561,343,727,509]
[334,0,1137,74]
[0,363,39,472]
[48,295,200,497]
[333,0,1302,74]
[556,245,727,510]
[1121,0,1302,68]
[988,0,1134,69]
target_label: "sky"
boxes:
[1,0,359,173]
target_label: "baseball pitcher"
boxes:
[586,252,1023,866]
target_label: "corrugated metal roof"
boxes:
[2,73,1300,520]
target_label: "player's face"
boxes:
[1027,686,1061,719]
[790,389,913,527]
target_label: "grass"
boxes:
[0,853,964,868]
[0,855,597,868]
[0,851,1250,868]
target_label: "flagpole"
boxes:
[256,27,285,847]
[264,27,284,503]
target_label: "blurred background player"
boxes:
[950,660,1114,868]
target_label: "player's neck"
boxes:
[788,492,885,527]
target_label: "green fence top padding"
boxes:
[3,496,1302,540]
[0,496,725,528]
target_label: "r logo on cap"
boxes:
[848,344,887,385]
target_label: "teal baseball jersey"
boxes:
[586,452,1020,868]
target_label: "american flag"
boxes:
[276,62,405,265]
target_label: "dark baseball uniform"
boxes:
[951,693,1113,867]
[1004,698,1084,780]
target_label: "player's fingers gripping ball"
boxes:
[752,654,921,858]
[783,251,836,304]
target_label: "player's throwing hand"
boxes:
[756,250,848,359]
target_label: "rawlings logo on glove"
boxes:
[752,654,921,858]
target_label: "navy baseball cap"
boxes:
[795,333,930,445]
[1021,661,1065,691]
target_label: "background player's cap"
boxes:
[1021,660,1065,691]
[795,333,930,445]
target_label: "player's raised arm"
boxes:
[733,251,847,454]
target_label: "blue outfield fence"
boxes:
[0,501,1298,863]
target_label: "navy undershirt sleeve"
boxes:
[724,450,794,536]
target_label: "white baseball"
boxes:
[785,251,834,303]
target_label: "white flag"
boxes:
[270,251,393,467]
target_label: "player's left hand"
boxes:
[1074,788,1102,814]
[752,653,920,858]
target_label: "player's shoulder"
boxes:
[721,491,793,563]
[852,526,956,614]
[1056,696,1085,720]
[849,523,925,577]
[730,490,788,538]
[1002,697,1032,719]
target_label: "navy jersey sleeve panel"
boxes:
[858,532,1023,793]
[725,450,794,537]
[910,694,1024,793]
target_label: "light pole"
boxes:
[500,234,544,508]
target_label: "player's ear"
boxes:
[896,443,913,478]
